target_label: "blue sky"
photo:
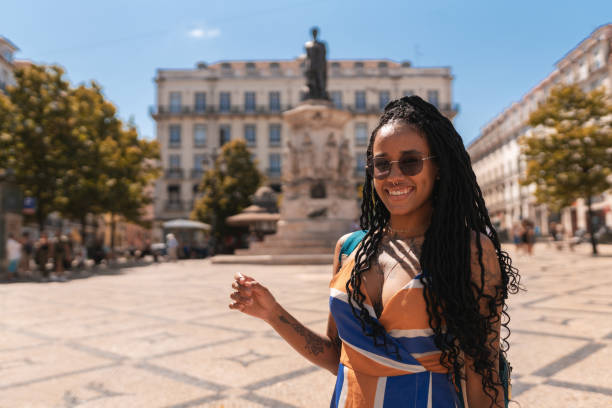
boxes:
[2,1,610,144]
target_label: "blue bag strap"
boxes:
[339,230,367,264]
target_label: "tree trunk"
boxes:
[110,213,116,256]
[586,196,598,255]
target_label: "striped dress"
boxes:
[329,255,463,408]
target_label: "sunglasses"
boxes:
[367,154,436,179]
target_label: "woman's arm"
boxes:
[229,235,349,375]
[465,232,504,408]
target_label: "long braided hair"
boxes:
[345,95,521,405]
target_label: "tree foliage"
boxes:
[0,64,160,237]
[520,84,612,253]
[0,65,74,230]
[191,139,263,243]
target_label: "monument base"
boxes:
[211,100,357,265]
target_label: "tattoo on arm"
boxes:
[279,315,332,356]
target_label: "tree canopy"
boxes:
[0,64,160,237]
[191,139,263,248]
[520,84,612,254]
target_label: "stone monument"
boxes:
[214,28,357,264]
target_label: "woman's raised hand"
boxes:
[229,272,278,322]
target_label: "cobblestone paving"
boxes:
[0,243,610,407]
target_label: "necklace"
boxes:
[386,225,425,238]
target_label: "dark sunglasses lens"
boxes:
[398,157,423,176]
[372,159,390,179]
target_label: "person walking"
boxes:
[19,232,33,276]
[166,233,179,261]
[229,96,520,407]
[34,233,51,281]
[6,233,22,280]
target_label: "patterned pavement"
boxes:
[0,243,611,407]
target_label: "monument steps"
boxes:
[234,246,333,256]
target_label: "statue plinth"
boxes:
[221,101,357,262]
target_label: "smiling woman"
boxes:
[229,96,521,408]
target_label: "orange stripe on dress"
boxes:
[415,352,448,373]
[379,288,432,331]
[340,342,418,377]
[345,368,379,408]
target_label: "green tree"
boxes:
[520,84,612,255]
[100,121,160,252]
[192,140,263,249]
[56,81,121,240]
[0,64,75,231]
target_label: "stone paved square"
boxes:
[0,244,611,407]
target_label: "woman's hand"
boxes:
[229,272,278,322]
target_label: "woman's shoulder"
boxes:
[332,231,365,276]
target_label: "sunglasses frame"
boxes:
[367,155,437,179]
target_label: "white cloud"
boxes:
[188,27,221,39]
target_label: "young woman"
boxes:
[230,96,520,407]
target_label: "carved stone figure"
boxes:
[304,27,328,100]
[324,133,338,179]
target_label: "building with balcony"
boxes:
[0,36,19,93]
[152,58,458,221]
[468,24,611,238]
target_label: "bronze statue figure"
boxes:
[304,27,328,100]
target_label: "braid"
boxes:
[347,95,521,407]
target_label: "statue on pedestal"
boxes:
[304,27,328,100]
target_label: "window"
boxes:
[331,91,342,109]
[167,185,180,203]
[269,153,281,174]
[269,62,280,74]
[355,91,366,110]
[245,92,256,112]
[221,62,232,76]
[379,91,390,110]
[169,154,181,169]
[354,61,364,73]
[355,123,368,146]
[219,124,231,146]
[169,92,181,113]
[219,92,231,112]
[194,92,206,112]
[246,62,257,76]
[169,125,181,147]
[269,91,281,111]
[427,90,439,107]
[269,124,281,147]
[244,124,256,147]
[194,124,207,147]
[194,154,206,170]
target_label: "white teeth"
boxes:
[388,188,413,196]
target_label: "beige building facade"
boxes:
[152,58,458,222]
[468,24,611,238]
[0,36,18,92]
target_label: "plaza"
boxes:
[1,243,611,407]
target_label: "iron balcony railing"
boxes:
[150,105,294,117]
[164,200,185,211]
[165,168,184,179]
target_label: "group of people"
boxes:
[512,220,536,255]
[5,232,73,281]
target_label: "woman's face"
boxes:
[371,122,438,217]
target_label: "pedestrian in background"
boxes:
[6,233,22,280]
[166,233,178,261]
[19,231,33,276]
[34,233,51,281]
